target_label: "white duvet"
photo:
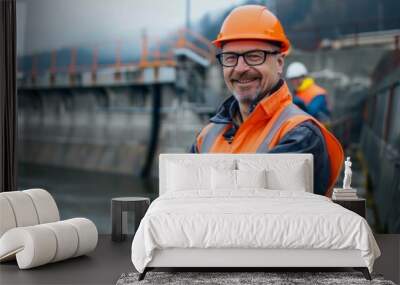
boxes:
[131,190,380,273]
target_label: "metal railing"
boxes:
[18,28,216,84]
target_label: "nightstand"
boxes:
[111,197,150,242]
[332,198,366,218]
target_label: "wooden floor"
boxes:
[0,234,399,285]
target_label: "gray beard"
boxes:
[233,87,262,105]
[232,77,273,105]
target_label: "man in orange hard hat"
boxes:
[189,5,343,197]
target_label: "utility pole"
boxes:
[186,0,191,30]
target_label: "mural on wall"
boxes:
[16,0,400,234]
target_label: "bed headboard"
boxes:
[159,153,314,196]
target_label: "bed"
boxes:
[131,153,381,280]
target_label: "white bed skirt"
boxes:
[148,248,366,268]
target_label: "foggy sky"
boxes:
[17,0,244,56]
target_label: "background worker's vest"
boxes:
[197,103,343,197]
[296,79,328,106]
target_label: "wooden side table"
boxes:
[111,197,150,242]
[332,198,366,218]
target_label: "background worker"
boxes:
[190,5,343,197]
[286,61,331,123]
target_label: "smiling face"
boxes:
[221,40,284,106]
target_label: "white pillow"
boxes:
[266,167,307,192]
[236,169,267,189]
[167,159,235,192]
[211,168,236,190]
[167,162,210,191]
[237,159,309,192]
[211,168,267,191]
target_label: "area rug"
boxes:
[116,271,395,285]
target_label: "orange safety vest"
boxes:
[296,78,328,106]
[196,82,343,197]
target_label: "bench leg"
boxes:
[354,267,371,280]
[138,268,148,281]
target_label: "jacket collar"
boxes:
[210,79,292,124]
[257,80,292,120]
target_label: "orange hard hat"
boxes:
[213,5,291,53]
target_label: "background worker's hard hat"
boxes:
[286,62,308,79]
[212,5,291,53]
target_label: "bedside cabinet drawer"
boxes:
[332,199,366,218]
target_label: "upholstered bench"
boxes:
[0,189,98,269]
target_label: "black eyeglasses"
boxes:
[216,50,280,67]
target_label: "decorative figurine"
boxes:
[342,157,352,189]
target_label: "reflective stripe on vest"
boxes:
[200,123,227,153]
[256,104,307,153]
